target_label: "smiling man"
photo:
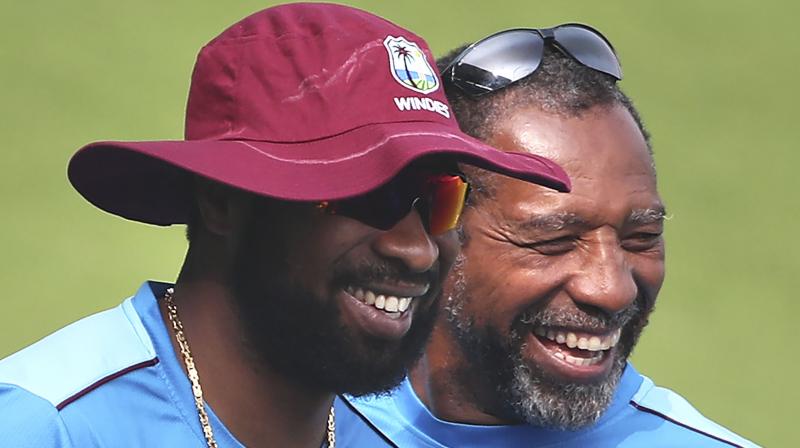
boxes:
[0,6,570,448]
[347,25,759,447]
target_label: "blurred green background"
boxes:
[1,1,796,446]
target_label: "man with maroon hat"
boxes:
[0,3,568,448]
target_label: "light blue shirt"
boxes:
[0,281,392,447]
[345,363,759,447]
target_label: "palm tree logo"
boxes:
[383,36,439,94]
[392,44,421,90]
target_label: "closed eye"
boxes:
[622,232,663,251]
[527,235,579,255]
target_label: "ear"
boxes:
[193,177,246,237]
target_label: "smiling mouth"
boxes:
[339,283,430,340]
[344,285,426,315]
[532,327,621,368]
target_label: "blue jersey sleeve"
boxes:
[0,383,75,447]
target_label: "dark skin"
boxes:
[411,104,666,424]
[160,177,459,447]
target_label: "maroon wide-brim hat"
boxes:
[68,3,570,226]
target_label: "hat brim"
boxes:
[68,121,570,225]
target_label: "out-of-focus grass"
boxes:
[1,1,796,446]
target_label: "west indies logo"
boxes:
[383,36,439,94]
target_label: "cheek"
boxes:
[434,230,460,278]
[277,223,365,298]
[458,237,561,328]
[633,256,666,298]
[629,240,666,298]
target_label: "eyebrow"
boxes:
[511,206,668,233]
[628,206,668,225]
[514,212,589,232]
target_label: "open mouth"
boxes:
[345,285,419,316]
[337,283,429,340]
[525,326,621,380]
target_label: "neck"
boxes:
[409,325,510,426]
[162,277,333,448]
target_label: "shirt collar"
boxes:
[365,363,643,447]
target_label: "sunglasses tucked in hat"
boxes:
[68,2,570,226]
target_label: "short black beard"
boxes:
[229,207,439,397]
[445,261,653,429]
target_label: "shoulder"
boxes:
[0,297,158,446]
[0,297,156,409]
[624,374,760,448]
[0,383,74,447]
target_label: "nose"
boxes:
[371,210,439,273]
[567,231,637,314]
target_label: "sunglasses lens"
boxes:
[453,30,544,95]
[323,174,468,235]
[426,175,469,236]
[553,25,622,79]
[328,178,413,231]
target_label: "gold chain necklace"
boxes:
[163,287,336,448]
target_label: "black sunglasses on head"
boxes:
[443,23,622,97]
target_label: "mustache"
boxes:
[333,259,439,289]
[519,297,644,334]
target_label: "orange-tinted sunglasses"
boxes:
[319,172,469,236]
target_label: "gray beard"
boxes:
[443,258,647,430]
[500,331,627,429]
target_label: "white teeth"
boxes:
[346,286,419,314]
[553,351,565,360]
[563,352,604,367]
[565,354,584,366]
[566,332,578,348]
[398,298,410,312]
[534,327,622,352]
[364,290,376,305]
